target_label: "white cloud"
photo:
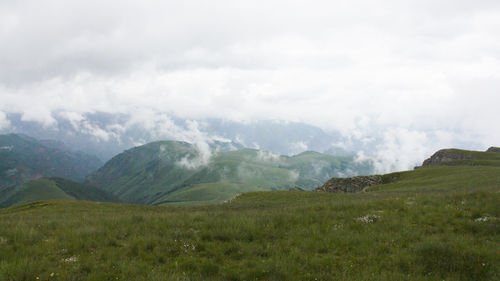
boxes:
[58,111,118,142]
[368,128,431,173]
[0,111,10,130]
[290,142,309,155]
[0,0,499,172]
[176,120,214,169]
[289,170,300,182]
[256,150,281,162]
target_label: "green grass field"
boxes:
[0,165,499,280]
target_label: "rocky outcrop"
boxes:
[422,149,472,166]
[316,175,383,193]
[486,147,500,153]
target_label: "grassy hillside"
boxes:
[88,141,372,205]
[372,165,500,193]
[0,177,119,208]
[0,163,498,280]
[0,134,102,191]
[0,178,73,207]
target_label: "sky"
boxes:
[1,0,500,172]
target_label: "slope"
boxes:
[87,141,373,205]
[318,146,500,194]
[0,134,102,191]
[422,147,500,167]
[0,177,119,208]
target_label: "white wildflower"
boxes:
[356,214,380,223]
[63,256,78,263]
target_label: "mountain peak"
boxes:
[422,148,500,167]
[486,147,500,153]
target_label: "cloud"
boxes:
[364,128,431,173]
[0,111,10,130]
[290,142,309,155]
[354,128,475,174]
[175,120,217,169]
[0,0,499,172]
[58,111,119,142]
[289,170,300,182]
[256,150,281,162]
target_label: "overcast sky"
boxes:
[1,0,500,171]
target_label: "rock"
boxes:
[486,147,500,153]
[422,149,472,166]
[316,175,383,193]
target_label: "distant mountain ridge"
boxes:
[87,140,373,205]
[0,134,102,191]
[2,113,359,161]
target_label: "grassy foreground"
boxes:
[0,166,499,280]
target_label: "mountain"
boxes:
[0,177,119,208]
[2,113,362,161]
[0,134,102,191]
[87,140,373,204]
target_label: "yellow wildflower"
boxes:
[50,272,55,277]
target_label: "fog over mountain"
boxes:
[1,0,499,173]
[2,113,354,160]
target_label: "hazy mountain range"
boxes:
[3,127,495,207]
[87,140,372,205]
[0,133,373,207]
[0,113,366,162]
[0,134,102,190]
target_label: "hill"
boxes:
[486,146,500,153]
[421,147,500,167]
[0,152,498,280]
[317,147,500,193]
[0,177,119,208]
[87,141,373,204]
[0,134,102,191]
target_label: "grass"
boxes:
[0,165,499,280]
[153,182,265,205]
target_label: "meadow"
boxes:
[0,166,499,280]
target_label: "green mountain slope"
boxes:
[0,177,119,208]
[0,134,102,191]
[87,141,373,204]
